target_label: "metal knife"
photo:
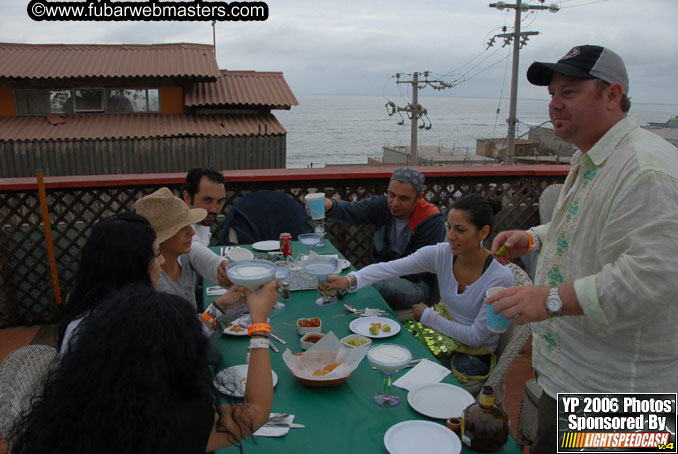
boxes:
[270,332,287,344]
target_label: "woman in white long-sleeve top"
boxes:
[327,194,513,382]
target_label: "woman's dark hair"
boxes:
[56,212,156,348]
[451,193,502,234]
[12,285,248,454]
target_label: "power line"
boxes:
[560,0,609,8]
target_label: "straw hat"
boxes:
[134,187,206,243]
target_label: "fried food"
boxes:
[323,363,340,372]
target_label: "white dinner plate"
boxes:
[384,420,461,454]
[407,383,475,419]
[339,259,351,270]
[214,364,278,398]
[223,317,249,336]
[252,240,280,251]
[349,316,401,338]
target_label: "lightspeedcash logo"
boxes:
[27,0,269,22]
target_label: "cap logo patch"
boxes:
[561,47,580,60]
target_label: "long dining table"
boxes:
[205,240,523,454]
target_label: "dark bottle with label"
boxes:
[461,385,509,452]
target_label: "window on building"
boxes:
[15,89,73,115]
[15,87,160,115]
[74,89,104,113]
[517,147,524,156]
[107,89,160,113]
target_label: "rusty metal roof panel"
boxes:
[185,70,299,109]
[0,43,220,80]
[0,114,285,142]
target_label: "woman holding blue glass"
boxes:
[327,194,513,383]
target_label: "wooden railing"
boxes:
[0,165,569,327]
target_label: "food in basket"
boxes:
[312,362,341,376]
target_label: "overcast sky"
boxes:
[2,0,677,104]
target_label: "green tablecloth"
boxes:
[206,241,522,454]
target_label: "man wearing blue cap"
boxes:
[488,45,678,453]
[316,166,446,310]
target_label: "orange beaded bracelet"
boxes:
[247,322,271,336]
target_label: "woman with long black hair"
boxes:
[11,281,278,454]
[57,212,165,352]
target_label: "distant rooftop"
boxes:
[185,70,299,110]
[0,42,220,81]
[382,145,497,166]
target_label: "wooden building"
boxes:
[0,43,298,177]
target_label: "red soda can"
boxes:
[279,233,292,257]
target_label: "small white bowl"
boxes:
[300,332,325,350]
[340,334,372,349]
[297,318,322,335]
[228,247,254,262]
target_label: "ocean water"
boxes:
[275,95,676,168]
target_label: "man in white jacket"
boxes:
[489,45,678,453]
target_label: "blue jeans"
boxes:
[373,277,431,310]
[452,353,492,376]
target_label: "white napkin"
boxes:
[253,413,296,437]
[206,286,227,296]
[361,308,384,317]
[392,359,451,391]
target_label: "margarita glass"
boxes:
[302,256,339,306]
[226,259,276,291]
[366,344,412,407]
[298,232,324,255]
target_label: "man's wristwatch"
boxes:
[545,288,563,317]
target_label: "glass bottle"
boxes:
[460,385,509,452]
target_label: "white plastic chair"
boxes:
[539,183,563,224]
[0,344,57,444]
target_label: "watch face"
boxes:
[547,297,562,313]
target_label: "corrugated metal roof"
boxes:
[185,70,299,109]
[0,113,286,142]
[0,43,221,80]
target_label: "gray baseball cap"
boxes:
[527,45,629,95]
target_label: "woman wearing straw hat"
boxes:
[135,187,246,336]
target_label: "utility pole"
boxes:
[489,0,558,164]
[386,72,451,164]
[409,72,419,164]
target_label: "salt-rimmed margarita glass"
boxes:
[366,344,412,407]
[302,256,339,306]
[298,232,324,255]
[226,259,276,291]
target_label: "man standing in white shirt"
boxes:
[488,45,678,453]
